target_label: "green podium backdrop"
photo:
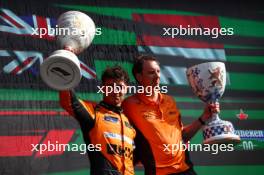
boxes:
[0,0,263,174]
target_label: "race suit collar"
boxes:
[99,101,123,114]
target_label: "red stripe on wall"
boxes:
[0,111,69,116]
[0,13,23,28]
[35,130,75,157]
[133,13,223,48]
[11,57,33,74]
[137,35,223,48]
[35,16,53,40]
[80,63,96,78]
[0,136,42,156]
[133,14,221,29]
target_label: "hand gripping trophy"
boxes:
[40,11,96,90]
[186,62,240,144]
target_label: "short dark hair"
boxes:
[101,65,129,84]
[132,55,159,82]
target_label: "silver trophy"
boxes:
[186,62,240,144]
[40,11,96,90]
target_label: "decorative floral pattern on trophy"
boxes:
[40,11,96,90]
[186,62,240,144]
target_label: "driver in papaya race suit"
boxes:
[59,66,136,175]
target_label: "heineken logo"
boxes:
[235,130,264,151]
[235,130,264,139]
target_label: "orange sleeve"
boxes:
[59,90,96,129]
[59,90,75,116]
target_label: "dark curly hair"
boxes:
[101,65,129,84]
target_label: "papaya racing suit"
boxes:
[60,90,136,175]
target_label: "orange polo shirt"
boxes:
[122,93,190,175]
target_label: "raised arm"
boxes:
[59,89,96,130]
[182,102,220,142]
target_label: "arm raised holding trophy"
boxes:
[40,11,136,175]
[40,11,96,90]
[181,101,220,142]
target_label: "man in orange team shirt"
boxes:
[122,55,219,175]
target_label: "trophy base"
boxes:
[202,119,241,144]
[203,134,241,144]
[40,50,81,90]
